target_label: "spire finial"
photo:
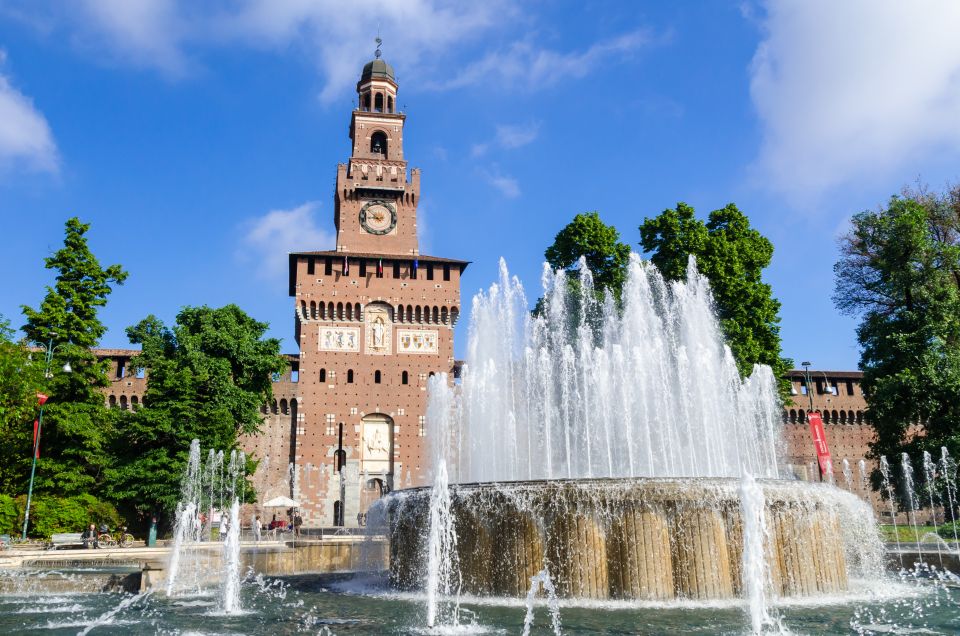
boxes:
[375,27,382,59]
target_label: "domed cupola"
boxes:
[356,38,398,114]
[360,57,396,83]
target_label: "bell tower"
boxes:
[334,42,420,256]
[287,44,468,528]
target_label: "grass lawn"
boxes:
[878,524,959,544]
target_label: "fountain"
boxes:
[165,439,246,613]
[383,256,884,608]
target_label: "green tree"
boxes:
[544,211,631,301]
[20,218,127,496]
[640,203,792,392]
[0,317,44,494]
[105,305,285,522]
[834,188,960,467]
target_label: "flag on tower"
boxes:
[412,258,419,277]
[342,254,349,275]
[377,258,383,277]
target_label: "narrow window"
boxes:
[443,264,451,281]
[319,368,326,382]
[120,395,128,410]
[410,261,417,280]
[307,257,315,275]
[291,370,299,383]
[116,359,125,378]
[324,258,333,276]
[846,380,854,396]
[375,370,382,384]
[109,395,117,408]
[359,260,367,277]
[347,369,354,384]
[387,95,394,113]
[427,263,434,280]
[374,93,384,113]
[402,371,409,385]
[393,261,401,278]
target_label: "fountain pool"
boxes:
[0,572,956,634]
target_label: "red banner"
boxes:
[32,419,40,458]
[807,412,832,478]
[37,393,48,405]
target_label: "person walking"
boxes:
[254,515,262,542]
[293,511,303,538]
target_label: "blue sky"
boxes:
[2,1,960,370]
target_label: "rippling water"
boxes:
[0,572,956,635]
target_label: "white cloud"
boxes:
[749,0,960,202]
[473,121,540,157]
[7,3,652,101]
[440,29,652,90]
[0,63,58,173]
[11,0,512,98]
[222,0,512,102]
[77,0,188,75]
[495,122,539,149]
[483,168,520,198]
[239,202,334,283]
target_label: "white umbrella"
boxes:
[262,496,300,508]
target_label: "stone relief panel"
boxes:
[397,329,439,354]
[361,416,392,475]
[318,326,360,352]
[365,304,392,355]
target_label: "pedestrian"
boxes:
[293,511,303,538]
[81,523,98,549]
[219,513,227,540]
[254,515,262,542]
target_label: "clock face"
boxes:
[359,201,397,235]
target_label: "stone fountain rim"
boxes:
[388,476,841,497]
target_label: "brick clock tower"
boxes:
[287,52,467,527]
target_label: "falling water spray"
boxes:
[941,447,959,546]
[879,456,902,566]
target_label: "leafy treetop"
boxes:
[544,211,631,301]
[834,187,960,469]
[106,305,285,520]
[640,203,791,392]
[17,218,127,495]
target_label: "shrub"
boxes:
[0,494,17,535]
[10,494,123,539]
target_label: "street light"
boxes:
[801,361,814,414]
[21,333,71,540]
[801,360,825,483]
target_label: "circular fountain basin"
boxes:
[385,478,881,601]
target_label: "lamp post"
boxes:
[21,333,71,540]
[801,361,814,414]
[801,361,823,482]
